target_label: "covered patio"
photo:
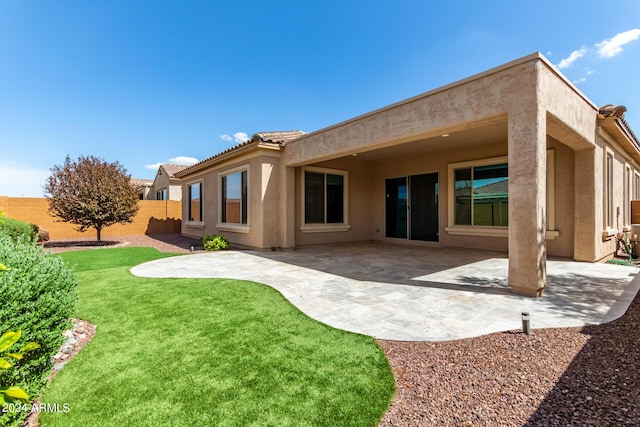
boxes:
[131,242,640,341]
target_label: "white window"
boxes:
[300,167,350,233]
[188,182,203,222]
[156,189,166,200]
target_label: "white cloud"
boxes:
[557,47,587,69]
[573,77,587,84]
[596,28,640,58]
[168,156,198,165]
[0,162,50,197]
[145,156,199,170]
[145,162,163,170]
[220,132,249,144]
[233,132,249,143]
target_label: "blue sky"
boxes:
[1,0,639,197]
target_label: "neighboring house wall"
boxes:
[131,179,153,200]
[0,197,182,238]
[147,165,186,201]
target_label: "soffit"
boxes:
[350,121,508,162]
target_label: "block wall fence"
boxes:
[0,196,182,239]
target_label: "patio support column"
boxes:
[508,104,547,297]
[279,166,296,249]
[574,148,598,262]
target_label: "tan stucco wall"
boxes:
[180,150,283,249]
[294,157,373,246]
[370,139,509,251]
[590,128,640,261]
[283,57,551,168]
[177,52,640,280]
[288,134,577,257]
[546,138,575,258]
[538,65,597,150]
[0,197,181,239]
[571,125,640,262]
[279,55,620,263]
[279,53,618,295]
[260,156,283,248]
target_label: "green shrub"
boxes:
[0,330,40,405]
[0,217,37,244]
[203,234,230,251]
[0,235,77,426]
[607,258,635,266]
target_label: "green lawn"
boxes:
[40,248,394,426]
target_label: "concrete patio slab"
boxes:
[130,242,640,341]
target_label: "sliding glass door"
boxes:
[385,177,408,239]
[385,173,438,241]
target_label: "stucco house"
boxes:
[146,164,188,201]
[130,178,153,200]
[175,52,640,297]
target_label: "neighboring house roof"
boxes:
[475,179,508,195]
[176,130,306,178]
[159,164,189,179]
[130,178,153,188]
[455,179,508,199]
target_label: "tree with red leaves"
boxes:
[45,155,139,244]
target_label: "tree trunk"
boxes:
[96,226,102,246]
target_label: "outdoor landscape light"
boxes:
[190,245,195,252]
[522,312,531,335]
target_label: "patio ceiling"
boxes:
[345,121,508,162]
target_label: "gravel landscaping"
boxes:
[378,292,640,426]
[45,233,200,254]
[46,235,640,426]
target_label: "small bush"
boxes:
[0,217,37,244]
[0,235,77,426]
[607,258,636,266]
[203,234,230,251]
[36,227,50,243]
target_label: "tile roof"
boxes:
[252,130,307,144]
[475,179,509,195]
[454,179,508,198]
[598,105,640,153]
[160,164,189,178]
[130,178,153,188]
[176,130,306,177]
[620,116,640,151]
